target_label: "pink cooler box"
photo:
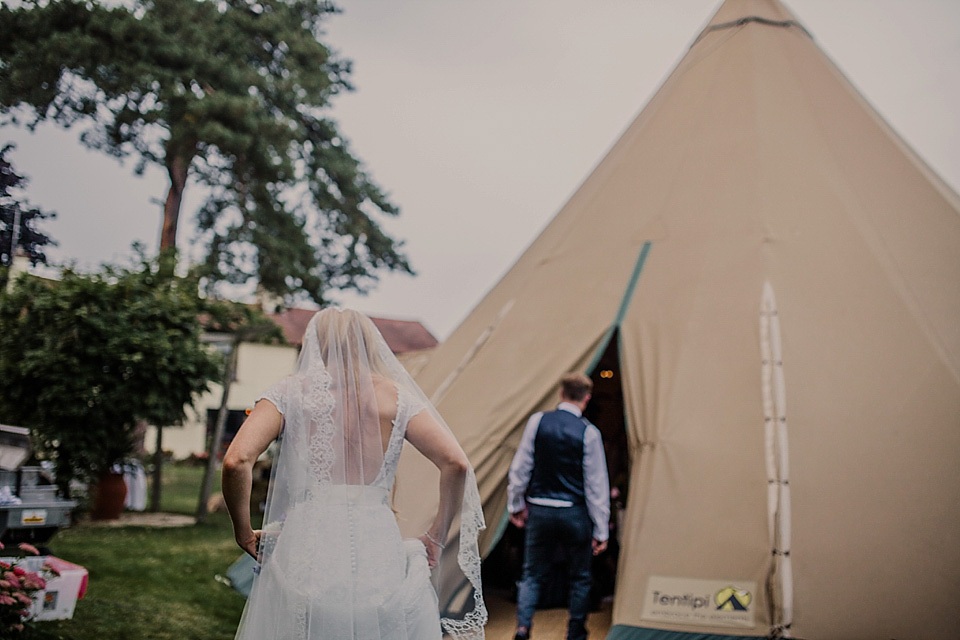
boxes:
[29,556,88,621]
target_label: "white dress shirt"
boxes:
[507,402,611,541]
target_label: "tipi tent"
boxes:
[395,0,960,638]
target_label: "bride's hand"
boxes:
[237,529,262,559]
[417,534,441,568]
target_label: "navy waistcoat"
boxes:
[528,409,588,505]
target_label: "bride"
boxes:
[222,308,486,639]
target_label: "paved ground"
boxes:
[82,511,196,527]
[483,592,613,639]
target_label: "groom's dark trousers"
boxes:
[515,503,594,640]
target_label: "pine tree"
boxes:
[0,0,412,301]
[0,144,56,269]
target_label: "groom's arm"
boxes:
[507,412,542,526]
[583,423,611,553]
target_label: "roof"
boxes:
[268,308,438,354]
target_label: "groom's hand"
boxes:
[592,538,608,556]
[509,508,528,529]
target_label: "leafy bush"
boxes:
[0,252,221,495]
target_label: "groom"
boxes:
[507,372,610,640]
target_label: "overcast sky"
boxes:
[4,0,959,339]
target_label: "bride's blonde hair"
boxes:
[312,308,393,380]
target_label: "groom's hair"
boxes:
[560,372,593,402]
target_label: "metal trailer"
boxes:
[0,424,77,545]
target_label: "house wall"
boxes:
[144,342,299,459]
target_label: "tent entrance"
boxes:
[480,328,631,611]
[584,327,630,604]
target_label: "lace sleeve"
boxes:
[396,384,427,432]
[256,378,288,416]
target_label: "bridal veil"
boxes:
[239,308,486,639]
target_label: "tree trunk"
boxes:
[196,340,239,524]
[151,425,163,512]
[151,149,192,508]
[160,152,190,251]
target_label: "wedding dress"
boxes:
[234,309,486,640]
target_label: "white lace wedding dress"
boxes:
[231,309,485,640]
[235,381,442,640]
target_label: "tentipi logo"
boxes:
[714,586,752,611]
[644,577,757,628]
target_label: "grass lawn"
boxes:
[28,464,251,640]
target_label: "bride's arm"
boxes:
[222,400,283,558]
[405,409,470,567]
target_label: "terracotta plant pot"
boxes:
[90,470,127,520]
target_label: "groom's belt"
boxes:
[527,496,583,508]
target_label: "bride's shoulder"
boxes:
[371,375,421,414]
[371,375,400,404]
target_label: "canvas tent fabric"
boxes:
[393,0,960,638]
